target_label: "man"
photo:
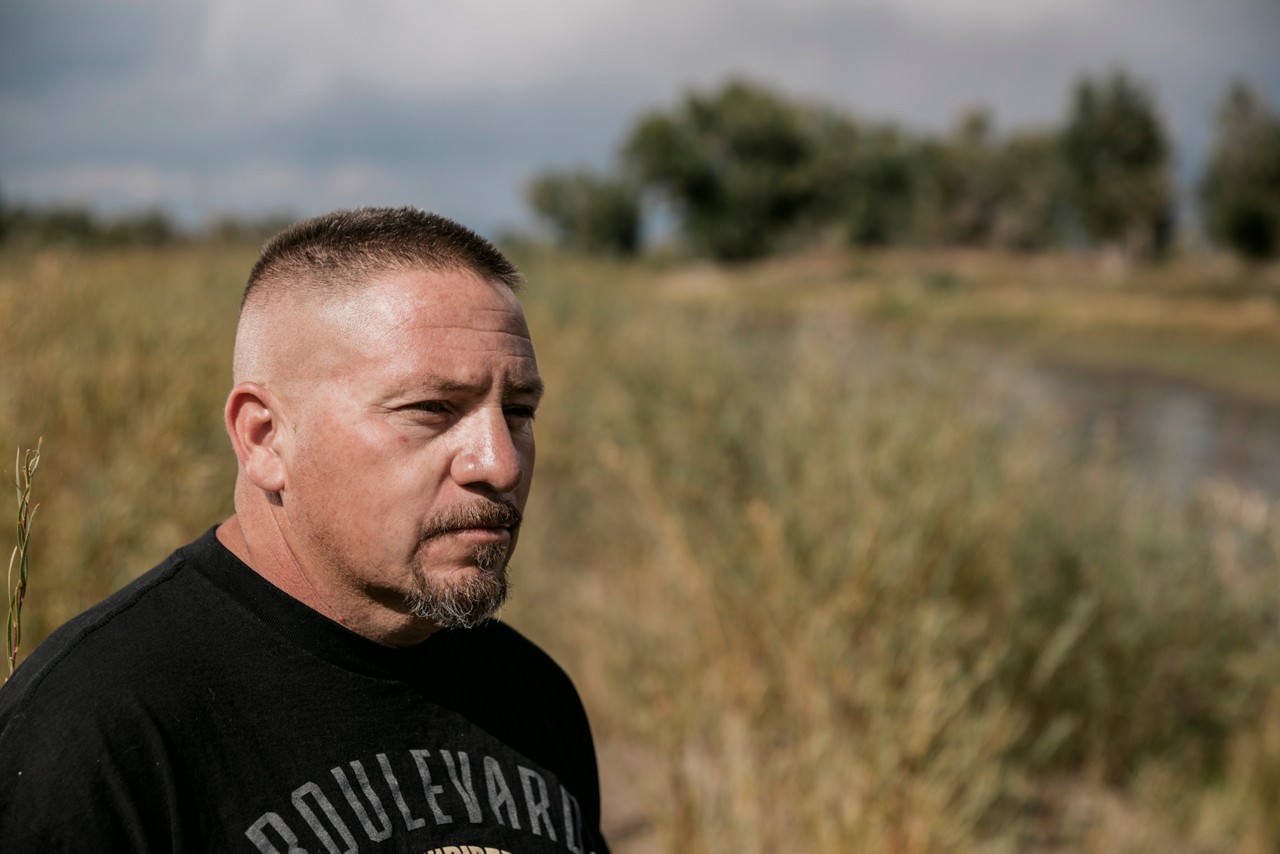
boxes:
[0,207,610,853]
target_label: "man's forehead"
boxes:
[318,267,526,332]
[236,265,532,387]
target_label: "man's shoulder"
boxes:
[430,620,596,746]
[0,532,244,849]
[461,619,559,659]
[444,620,580,690]
[0,533,229,727]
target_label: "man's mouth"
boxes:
[439,525,511,541]
[420,502,522,543]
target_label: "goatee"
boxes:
[405,500,520,629]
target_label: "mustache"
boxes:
[420,500,523,541]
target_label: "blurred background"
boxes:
[3,1,1280,851]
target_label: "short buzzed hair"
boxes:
[242,207,522,311]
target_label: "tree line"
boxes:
[0,201,295,249]
[528,71,1280,262]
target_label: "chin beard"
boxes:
[405,540,510,629]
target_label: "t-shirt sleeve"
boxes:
[0,638,188,850]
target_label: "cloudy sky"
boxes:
[2,0,1277,236]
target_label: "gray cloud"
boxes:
[1,0,1276,235]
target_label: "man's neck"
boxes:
[216,507,439,648]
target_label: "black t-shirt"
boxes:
[0,527,609,853]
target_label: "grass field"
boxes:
[2,242,1279,852]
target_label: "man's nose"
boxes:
[450,407,525,495]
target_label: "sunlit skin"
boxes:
[217,268,542,646]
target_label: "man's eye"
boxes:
[504,405,537,422]
[406,401,452,416]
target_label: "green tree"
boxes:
[621,79,830,261]
[836,111,1066,251]
[845,127,917,247]
[990,130,1069,251]
[1063,70,1173,258]
[526,169,640,256]
[1200,80,1280,261]
[909,108,1003,246]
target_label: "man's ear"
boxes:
[225,382,288,494]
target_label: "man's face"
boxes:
[276,268,541,631]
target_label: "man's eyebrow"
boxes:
[424,378,481,394]
[412,376,544,398]
[504,377,545,400]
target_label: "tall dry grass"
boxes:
[510,251,1280,852]
[0,245,247,640]
[1,243,1277,851]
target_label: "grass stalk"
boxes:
[6,438,42,679]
